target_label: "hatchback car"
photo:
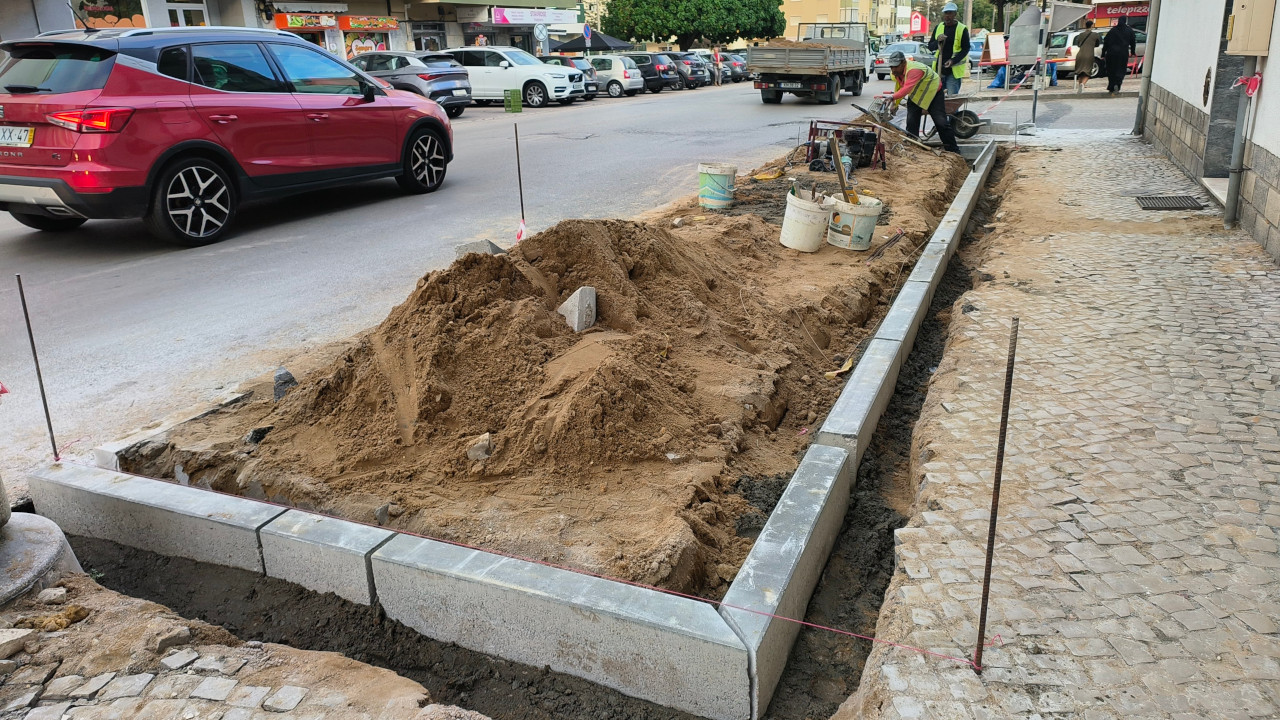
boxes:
[350,51,471,118]
[538,56,599,99]
[590,55,644,97]
[874,41,934,80]
[622,52,679,93]
[1049,28,1148,76]
[659,52,708,89]
[726,54,748,82]
[0,27,452,246]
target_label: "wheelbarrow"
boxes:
[922,95,983,140]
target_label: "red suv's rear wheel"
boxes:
[145,157,237,246]
[396,127,448,194]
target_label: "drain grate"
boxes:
[1136,195,1204,210]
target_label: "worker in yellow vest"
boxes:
[881,51,960,154]
[928,1,971,96]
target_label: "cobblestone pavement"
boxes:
[836,132,1280,719]
[0,576,487,720]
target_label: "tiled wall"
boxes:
[1238,141,1280,261]
[1143,83,1211,180]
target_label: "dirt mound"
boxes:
[758,38,850,50]
[126,144,968,598]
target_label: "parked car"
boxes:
[968,38,984,72]
[538,55,599,99]
[0,26,452,246]
[445,46,583,107]
[726,53,749,82]
[1049,28,1148,77]
[662,52,710,89]
[873,41,934,80]
[589,55,644,97]
[623,52,680,93]
[350,51,470,118]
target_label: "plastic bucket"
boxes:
[780,191,833,252]
[698,163,737,209]
[827,196,883,250]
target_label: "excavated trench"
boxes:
[69,148,1003,720]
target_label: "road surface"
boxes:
[0,78,1140,497]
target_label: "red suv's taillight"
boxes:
[46,107,134,133]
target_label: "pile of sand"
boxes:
[127,145,968,597]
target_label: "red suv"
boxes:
[0,27,453,246]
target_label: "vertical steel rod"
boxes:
[514,123,526,222]
[974,316,1020,674]
[15,274,60,461]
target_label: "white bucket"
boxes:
[827,195,883,250]
[780,191,833,252]
[698,163,737,209]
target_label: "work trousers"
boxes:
[905,92,960,154]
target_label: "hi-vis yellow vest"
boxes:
[934,22,970,79]
[895,60,941,109]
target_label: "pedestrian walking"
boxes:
[1073,20,1100,93]
[928,2,971,96]
[880,51,960,154]
[713,46,723,86]
[1102,17,1136,95]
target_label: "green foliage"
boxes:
[602,0,784,50]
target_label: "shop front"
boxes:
[1088,2,1150,31]
[274,12,339,50]
[340,15,399,58]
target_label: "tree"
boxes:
[992,0,1009,31]
[602,0,784,50]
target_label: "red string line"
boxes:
[63,459,988,670]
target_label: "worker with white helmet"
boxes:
[879,50,960,154]
[929,1,971,96]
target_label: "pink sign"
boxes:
[910,11,929,35]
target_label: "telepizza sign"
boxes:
[1090,3,1150,19]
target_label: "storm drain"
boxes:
[1136,195,1204,210]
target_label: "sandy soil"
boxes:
[119,141,967,598]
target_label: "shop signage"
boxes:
[74,0,146,28]
[456,6,488,23]
[909,11,928,35]
[339,15,399,31]
[492,7,580,25]
[1090,3,1150,19]
[275,13,336,29]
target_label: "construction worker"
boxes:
[928,1,971,96]
[880,51,960,154]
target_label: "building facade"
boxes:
[778,0,914,38]
[1139,0,1280,261]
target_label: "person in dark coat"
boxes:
[1102,17,1136,95]
[1073,20,1101,93]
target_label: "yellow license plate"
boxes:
[0,127,34,147]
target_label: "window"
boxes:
[620,57,637,69]
[192,43,285,93]
[157,46,189,81]
[0,43,115,93]
[270,43,363,95]
[790,16,801,26]
[483,51,507,67]
[165,0,208,27]
[502,49,542,66]
[590,58,610,71]
[452,50,483,67]
[632,55,651,66]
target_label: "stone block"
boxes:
[190,676,237,702]
[556,286,597,332]
[908,242,949,288]
[263,686,307,712]
[70,672,117,699]
[260,510,395,606]
[1251,170,1270,210]
[875,280,932,357]
[100,673,155,700]
[719,444,852,716]
[454,240,506,259]
[372,535,750,720]
[160,649,199,671]
[1265,186,1280,227]
[815,337,902,462]
[29,463,286,574]
[0,629,35,659]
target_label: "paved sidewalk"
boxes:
[837,132,1280,719]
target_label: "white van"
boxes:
[589,55,644,97]
[445,46,584,107]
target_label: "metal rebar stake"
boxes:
[973,316,1020,674]
[16,274,60,461]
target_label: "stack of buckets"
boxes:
[781,189,882,252]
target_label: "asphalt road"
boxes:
[0,77,1140,496]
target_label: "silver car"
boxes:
[350,51,471,118]
[873,41,935,81]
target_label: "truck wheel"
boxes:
[823,75,839,104]
[762,89,782,104]
[851,74,864,97]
